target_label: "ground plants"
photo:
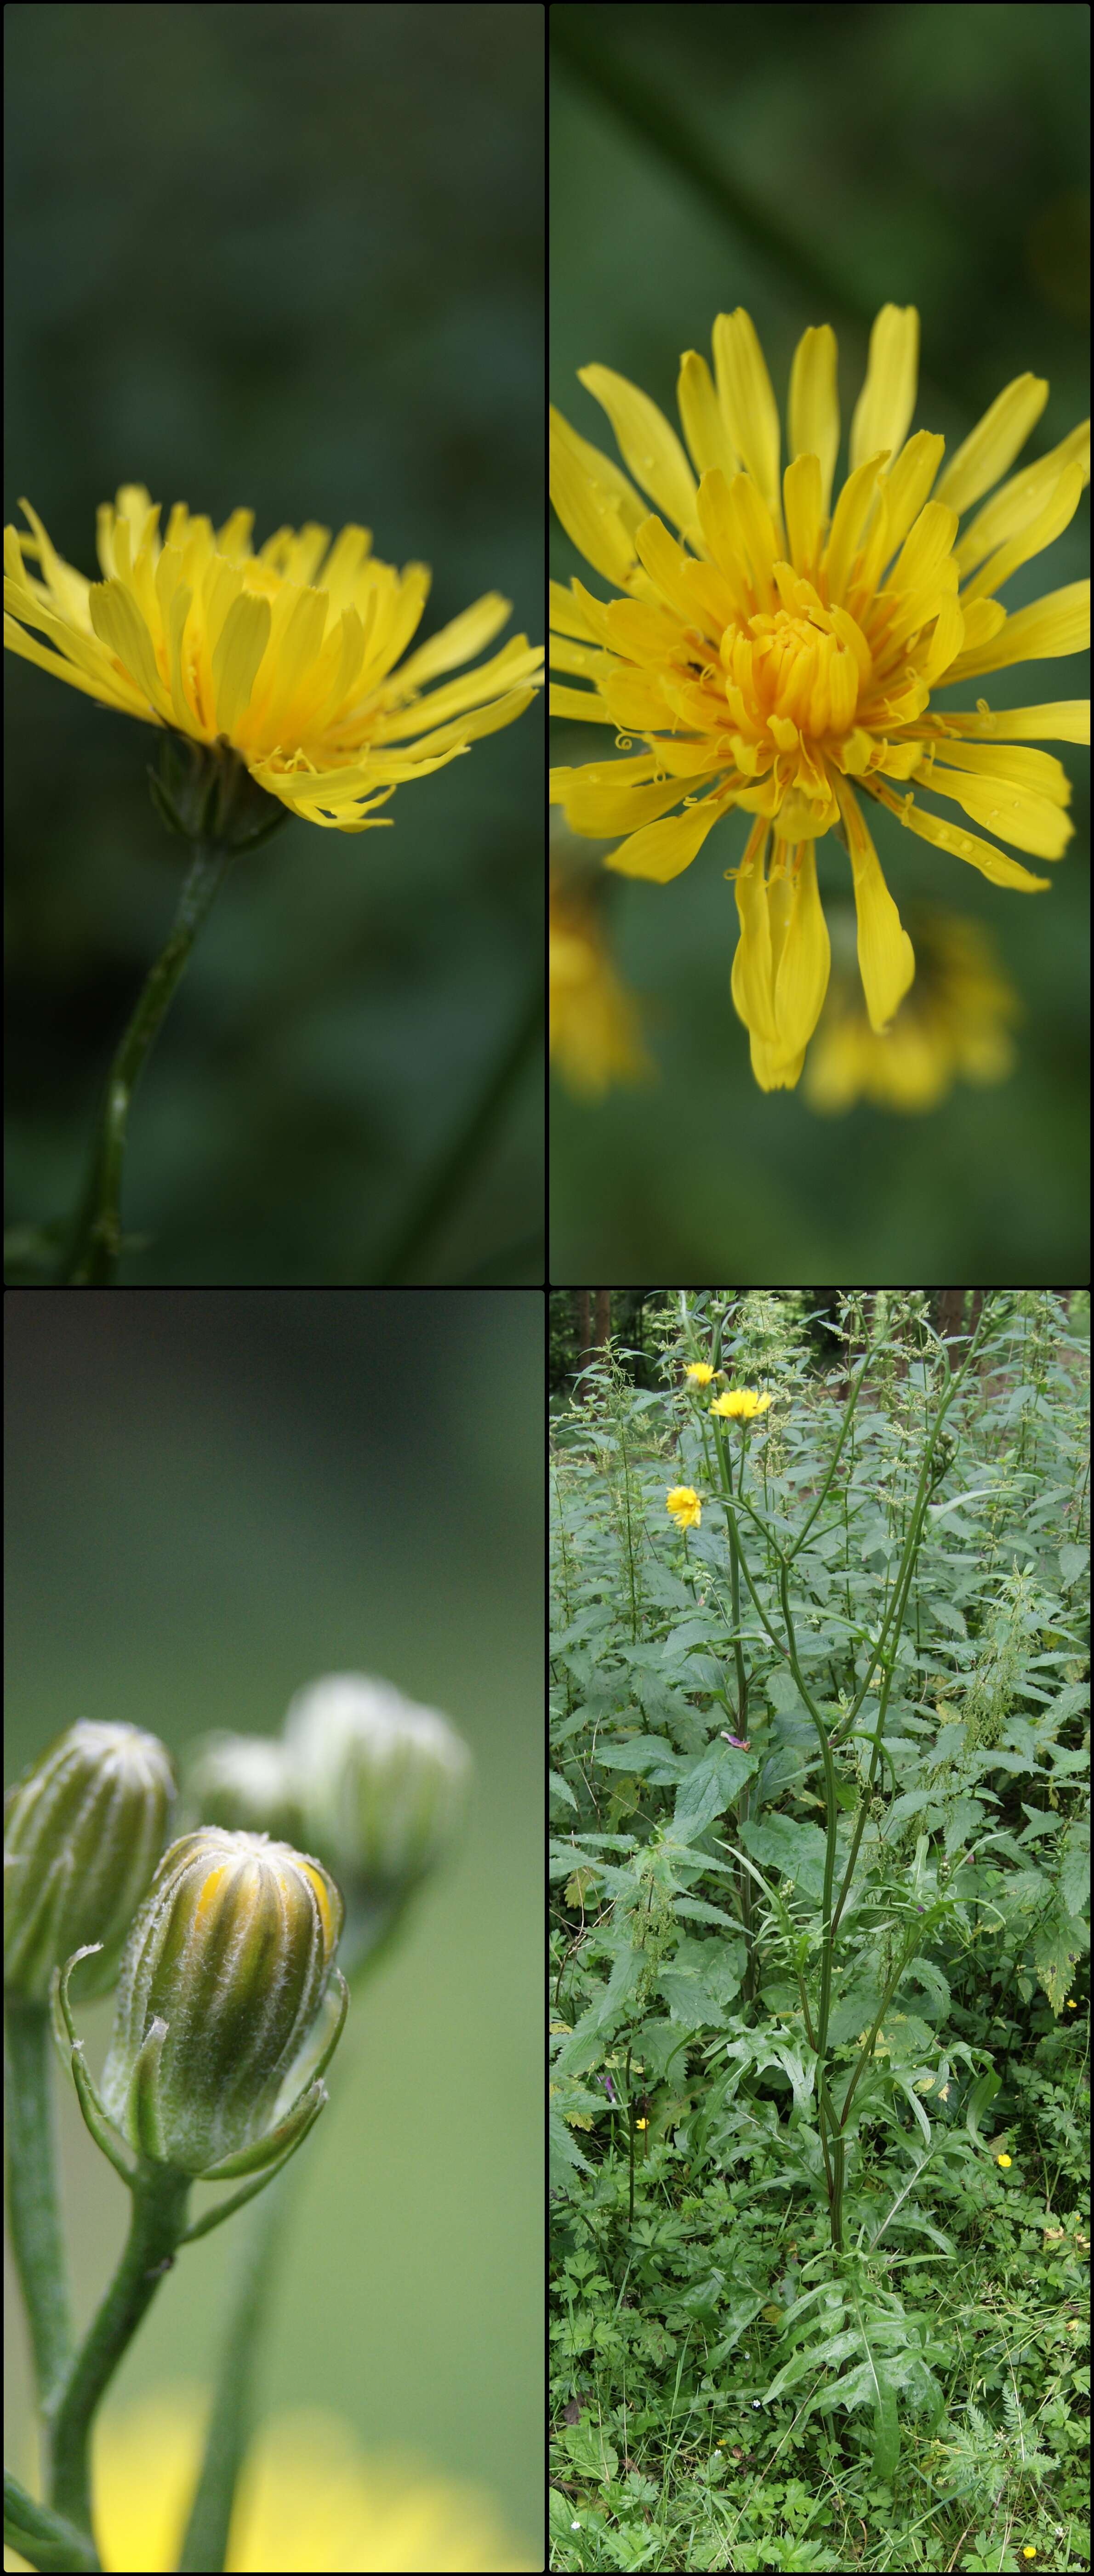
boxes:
[550,1290,1089,2571]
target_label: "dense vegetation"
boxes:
[550,1292,1089,2572]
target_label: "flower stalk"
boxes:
[62,838,235,1285]
[3,2001,72,2413]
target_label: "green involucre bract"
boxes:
[99,1828,343,2175]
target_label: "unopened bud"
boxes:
[4,1721,175,2002]
[100,1829,343,2175]
[283,1673,471,1910]
[183,1732,305,1845]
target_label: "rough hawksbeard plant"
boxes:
[550,303,1089,1089]
[3,486,542,1282]
[6,484,543,831]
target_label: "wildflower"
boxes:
[4,1720,175,2003]
[710,1388,772,1420]
[666,1485,702,1530]
[550,302,1089,1089]
[550,871,653,1097]
[282,1674,470,1971]
[1022,2549,1037,2561]
[1066,1998,1077,2008]
[683,1362,716,1385]
[5,486,542,834]
[996,2152,1012,2167]
[97,1829,345,2176]
[182,1732,307,1847]
[803,905,1020,1111]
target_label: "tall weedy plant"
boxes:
[703,1298,989,2252]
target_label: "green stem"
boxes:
[63,841,234,1284]
[176,2166,296,2574]
[47,2166,191,2537]
[4,2000,73,2411]
[375,976,543,1283]
[4,2469,100,2575]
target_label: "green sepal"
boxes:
[51,1949,138,2190]
[181,2081,328,2241]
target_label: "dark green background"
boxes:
[3,1291,541,2553]
[550,1,1089,1279]
[4,2,544,1285]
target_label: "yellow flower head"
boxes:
[803,905,1020,1112]
[710,1387,772,1420]
[550,303,1090,1089]
[7,2388,538,2572]
[684,1362,716,1384]
[550,872,653,1098]
[997,2152,1013,2167]
[666,1485,702,1529]
[6,486,542,833]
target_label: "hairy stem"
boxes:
[4,2000,73,2411]
[47,2166,191,2536]
[64,841,234,1284]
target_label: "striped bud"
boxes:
[4,1721,175,2002]
[100,1829,343,2175]
[283,1673,471,1907]
[183,1732,306,1845]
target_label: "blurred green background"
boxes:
[550,0,1089,1278]
[3,1291,541,2554]
[4,3,544,1285]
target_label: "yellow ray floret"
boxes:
[5,485,543,833]
[550,304,1089,1090]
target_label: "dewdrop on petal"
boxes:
[99,1829,345,2176]
[4,1720,175,2003]
[283,1672,471,1905]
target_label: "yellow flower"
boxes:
[997,2152,1013,2167]
[1022,2549,1037,2561]
[710,1388,772,1420]
[803,906,1020,1111]
[550,302,1089,1089]
[5,487,542,834]
[5,2390,538,2573]
[550,874,653,1097]
[666,1485,702,1529]
[684,1362,716,1385]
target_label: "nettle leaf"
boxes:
[1033,1908,1090,2014]
[662,1616,723,1657]
[740,1812,830,1898]
[595,1733,680,1777]
[1057,1834,1090,1920]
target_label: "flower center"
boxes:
[722,602,861,745]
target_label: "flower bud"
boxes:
[183,1732,306,1845]
[4,1721,175,2002]
[100,1829,343,2175]
[283,1673,471,1905]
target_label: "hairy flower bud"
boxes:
[183,1732,306,1845]
[4,1721,175,2003]
[283,1673,471,1905]
[99,1829,344,2175]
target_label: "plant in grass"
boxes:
[550,1290,1089,2536]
